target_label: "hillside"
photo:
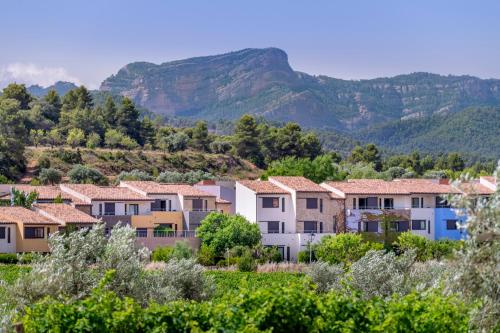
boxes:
[25,147,260,182]
[100,48,500,131]
[355,107,500,159]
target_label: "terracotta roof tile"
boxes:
[237,180,289,194]
[322,179,460,195]
[121,181,215,197]
[12,185,73,201]
[0,207,59,225]
[269,176,329,193]
[33,204,100,224]
[61,184,152,201]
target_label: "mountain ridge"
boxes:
[98,48,500,131]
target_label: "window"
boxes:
[411,197,420,208]
[306,198,318,209]
[192,199,203,210]
[421,197,424,208]
[262,197,279,208]
[304,221,317,233]
[384,198,394,209]
[333,216,337,232]
[151,200,167,212]
[319,222,323,233]
[267,221,280,234]
[98,204,103,215]
[126,204,139,215]
[359,197,378,209]
[320,199,323,213]
[0,227,5,239]
[436,197,451,208]
[25,227,44,239]
[391,221,409,232]
[446,219,458,230]
[412,220,426,230]
[364,221,379,232]
[352,198,356,209]
[104,203,115,216]
[281,222,285,233]
[282,198,285,212]
[136,228,147,238]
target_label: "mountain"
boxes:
[355,107,500,159]
[100,48,500,131]
[27,81,78,98]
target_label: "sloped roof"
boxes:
[323,179,460,195]
[121,181,215,197]
[0,207,58,225]
[33,203,100,224]
[269,176,329,193]
[237,180,289,195]
[62,184,152,201]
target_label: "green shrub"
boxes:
[197,244,216,266]
[393,231,431,261]
[428,239,462,260]
[0,253,18,264]
[151,246,174,262]
[237,251,257,272]
[68,164,108,185]
[315,234,383,265]
[298,249,316,263]
[37,154,51,169]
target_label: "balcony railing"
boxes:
[136,230,197,238]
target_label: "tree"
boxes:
[86,132,101,149]
[140,116,156,146]
[191,121,210,151]
[39,168,62,185]
[66,128,85,148]
[43,90,62,122]
[301,132,323,159]
[29,129,45,147]
[115,97,140,142]
[47,128,63,147]
[233,115,262,165]
[62,86,93,112]
[68,164,108,185]
[263,155,344,183]
[2,83,33,109]
[11,188,38,208]
[0,99,27,179]
[348,144,382,171]
[315,234,383,266]
[196,213,261,257]
[102,96,117,127]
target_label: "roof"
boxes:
[0,207,58,225]
[62,184,152,201]
[215,198,231,204]
[237,180,289,195]
[481,176,497,185]
[456,182,495,195]
[9,185,90,205]
[122,181,215,197]
[33,204,100,224]
[269,176,329,193]
[322,179,460,195]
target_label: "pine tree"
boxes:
[192,121,210,151]
[234,115,263,165]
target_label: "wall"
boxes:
[235,183,257,223]
[182,196,216,211]
[91,201,151,216]
[410,208,435,239]
[148,194,182,212]
[15,223,58,253]
[195,183,236,214]
[131,211,183,231]
[295,192,337,233]
[0,223,16,253]
[256,194,294,233]
[434,208,467,240]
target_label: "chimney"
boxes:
[439,179,449,185]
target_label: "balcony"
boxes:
[184,210,217,230]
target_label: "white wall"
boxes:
[148,194,182,211]
[91,201,151,216]
[256,194,295,233]
[410,208,435,239]
[235,183,257,223]
[0,224,16,253]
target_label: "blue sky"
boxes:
[1,0,499,88]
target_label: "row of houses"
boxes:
[0,175,496,261]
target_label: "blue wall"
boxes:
[434,208,467,240]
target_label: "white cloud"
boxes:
[0,63,82,89]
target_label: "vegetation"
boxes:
[314,234,384,266]
[151,242,193,262]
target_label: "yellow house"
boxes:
[0,207,59,253]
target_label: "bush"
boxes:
[37,155,51,169]
[307,261,344,293]
[237,251,257,272]
[197,244,216,266]
[298,249,316,263]
[0,253,18,264]
[428,239,462,260]
[151,246,174,262]
[156,170,214,184]
[115,169,153,183]
[86,132,101,149]
[38,168,62,185]
[315,234,383,265]
[393,231,430,261]
[209,140,232,154]
[68,164,108,185]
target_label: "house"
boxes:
[0,207,60,253]
[320,178,495,240]
[59,184,153,232]
[236,176,345,261]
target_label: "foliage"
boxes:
[191,121,210,151]
[237,249,257,272]
[115,169,154,183]
[38,167,62,185]
[11,188,38,208]
[348,144,382,171]
[0,98,27,179]
[156,170,214,184]
[196,244,216,266]
[0,254,18,264]
[307,261,345,293]
[263,155,345,183]
[196,213,262,257]
[298,250,316,263]
[151,242,193,262]
[393,232,461,261]
[86,132,101,149]
[446,167,500,332]
[66,128,85,147]
[68,164,108,185]
[315,234,384,265]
